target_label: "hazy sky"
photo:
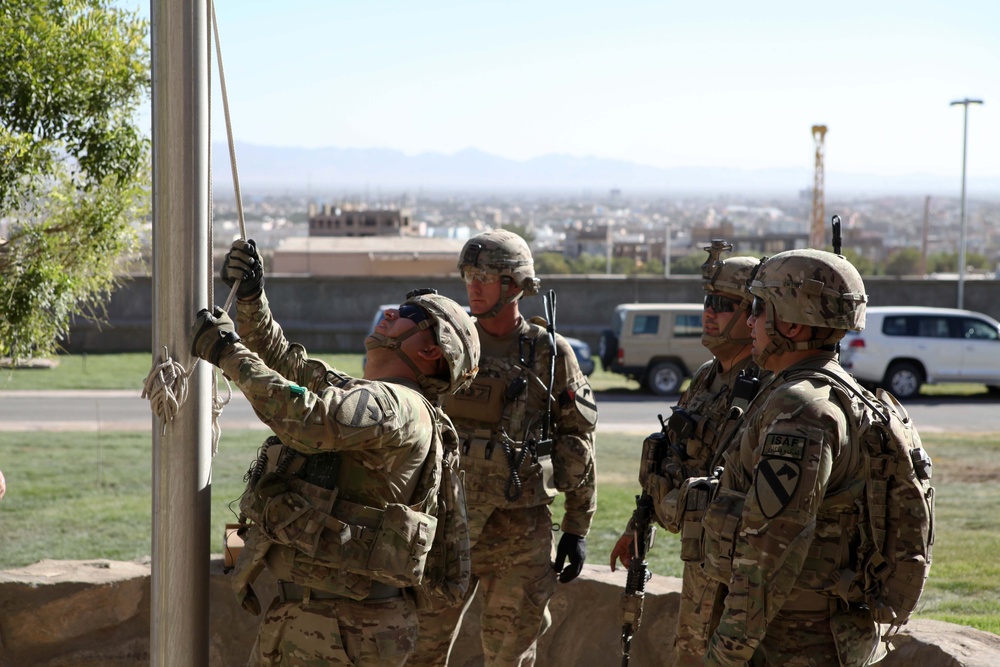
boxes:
[137,1,998,179]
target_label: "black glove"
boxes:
[221,239,264,300]
[554,532,586,583]
[191,307,241,366]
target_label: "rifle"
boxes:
[620,494,655,666]
[621,413,669,666]
[503,289,558,502]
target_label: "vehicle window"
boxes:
[632,315,660,335]
[916,317,950,338]
[674,314,702,338]
[882,316,911,336]
[957,318,1000,341]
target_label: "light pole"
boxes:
[950,97,983,309]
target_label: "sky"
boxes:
[133,0,999,181]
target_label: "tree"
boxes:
[502,223,535,244]
[0,0,150,361]
[885,248,922,277]
[534,252,571,274]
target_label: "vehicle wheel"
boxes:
[884,362,923,399]
[598,329,618,371]
[646,361,685,396]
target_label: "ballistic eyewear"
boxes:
[397,304,430,324]
[462,271,502,286]
[704,294,739,313]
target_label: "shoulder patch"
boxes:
[335,387,384,429]
[762,433,806,460]
[562,384,598,425]
[755,458,801,519]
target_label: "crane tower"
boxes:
[810,125,827,249]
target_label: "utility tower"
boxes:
[810,125,827,249]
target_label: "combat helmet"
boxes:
[458,229,540,318]
[366,289,480,398]
[748,248,867,365]
[700,239,758,350]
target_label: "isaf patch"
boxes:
[335,388,384,429]
[755,458,801,519]
[762,433,806,460]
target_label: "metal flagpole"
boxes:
[150,0,212,664]
[950,97,983,309]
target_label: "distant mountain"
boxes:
[212,142,997,197]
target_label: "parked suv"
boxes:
[840,306,1000,398]
[599,303,710,395]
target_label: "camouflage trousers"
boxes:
[674,562,726,667]
[707,606,885,667]
[247,593,418,666]
[409,504,557,667]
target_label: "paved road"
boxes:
[1,388,997,434]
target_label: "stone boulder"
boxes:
[1,559,999,666]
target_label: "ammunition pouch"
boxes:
[638,431,669,490]
[461,436,557,508]
[444,377,507,423]
[701,486,747,583]
[237,437,436,591]
[678,475,719,562]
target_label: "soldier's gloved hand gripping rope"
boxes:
[221,238,265,300]
[191,307,241,366]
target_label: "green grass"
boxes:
[0,429,995,634]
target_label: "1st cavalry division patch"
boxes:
[755,433,805,518]
[336,388,384,429]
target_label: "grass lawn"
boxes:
[0,428,996,634]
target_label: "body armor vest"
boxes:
[444,320,558,509]
[232,430,441,602]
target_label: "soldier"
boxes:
[609,241,765,666]
[409,229,598,667]
[192,239,480,667]
[701,248,885,666]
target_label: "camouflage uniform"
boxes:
[641,244,765,666]
[700,249,884,667]
[411,231,599,667]
[199,280,479,667]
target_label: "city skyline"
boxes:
[131,1,998,184]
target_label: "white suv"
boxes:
[840,306,1000,398]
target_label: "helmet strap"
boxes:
[703,296,753,350]
[366,320,438,392]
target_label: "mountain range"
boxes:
[212,142,996,197]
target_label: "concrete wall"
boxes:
[64,274,1000,354]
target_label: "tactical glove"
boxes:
[221,239,265,300]
[554,532,586,583]
[191,307,241,366]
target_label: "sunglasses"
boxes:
[704,294,739,313]
[751,297,766,318]
[397,304,429,324]
[462,271,502,285]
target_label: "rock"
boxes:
[1,559,998,667]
